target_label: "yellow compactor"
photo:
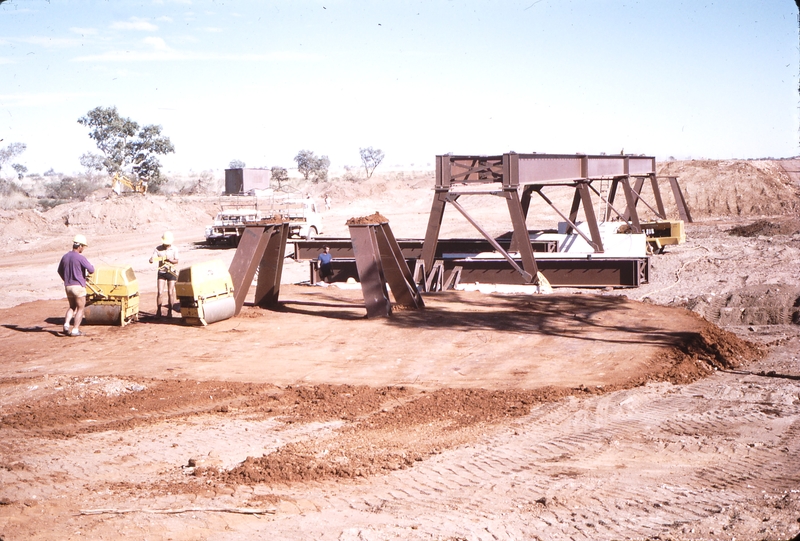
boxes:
[641,220,685,252]
[83,266,140,326]
[176,260,236,326]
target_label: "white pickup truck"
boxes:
[205,196,323,246]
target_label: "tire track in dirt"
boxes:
[286,374,800,540]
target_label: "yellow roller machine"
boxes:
[83,266,140,326]
[641,220,685,252]
[176,260,236,325]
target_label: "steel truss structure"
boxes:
[420,153,691,287]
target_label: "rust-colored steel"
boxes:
[614,174,693,224]
[228,224,287,314]
[373,223,424,309]
[229,225,274,315]
[349,224,392,318]
[254,222,288,308]
[293,238,557,262]
[349,222,425,317]
[307,256,648,288]
[665,176,693,222]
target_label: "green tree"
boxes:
[359,146,384,179]
[229,159,246,169]
[11,163,27,180]
[77,106,175,189]
[294,150,330,183]
[270,166,289,190]
[0,142,26,173]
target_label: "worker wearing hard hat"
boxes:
[149,231,179,318]
[57,234,95,336]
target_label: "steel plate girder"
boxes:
[293,238,557,261]
[453,258,646,288]
[373,224,424,309]
[314,257,649,288]
[349,224,392,318]
[254,222,289,308]
[229,225,275,315]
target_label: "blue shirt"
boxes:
[58,250,94,287]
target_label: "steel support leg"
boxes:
[422,189,448,271]
[667,176,693,222]
[374,223,425,309]
[649,173,667,218]
[577,182,604,253]
[349,224,392,318]
[228,225,275,315]
[504,189,539,282]
[254,223,289,308]
[618,176,642,233]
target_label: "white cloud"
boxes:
[110,18,158,32]
[201,27,224,33]
[157,16,173,22]
[70,27,98,36]
[0,57,14,65]
[142,36,172,52]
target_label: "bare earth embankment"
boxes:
[1,159,800,540]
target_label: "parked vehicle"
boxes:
[204,195,323,246]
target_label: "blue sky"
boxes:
[1,0,797,176]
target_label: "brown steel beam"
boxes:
[316,257,648,288]
[576,182,604,252]
[664,176,694,222]
[422,189,449,270]
[254,222,288,308]
[228,225,275,315]
[374,223,425,309]
[532,186,599,251]
[588,182,627,223]
[618,176,642,233]
[293,237,557,261]
[349,224,392,318]
[447,195,534,283]
[649,173,667,217]
[503,190,539,282]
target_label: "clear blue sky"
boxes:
[1,0,797,175]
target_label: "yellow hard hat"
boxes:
[161,231,174,245]
[73,234,88,246]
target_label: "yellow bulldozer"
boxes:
[111,172,148,195]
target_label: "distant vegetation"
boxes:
[78,106,175,193]
[294,150,330,183]
[359,147,384,179]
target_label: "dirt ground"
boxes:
[2,160,800,540]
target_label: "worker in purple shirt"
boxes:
[57,234,94,337]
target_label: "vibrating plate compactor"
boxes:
[83,266,140,326]
[176,260,236,326]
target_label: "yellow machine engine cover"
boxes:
[176,260,235,326]
[83,265,140,326]
[641,220,685,250]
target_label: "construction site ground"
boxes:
[1,159,800,540]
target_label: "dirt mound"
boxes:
[726,218,800,237]
[346,212,390,225]
[688,284,800,326]
[657,159,800,219]
[0,195,219,252]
